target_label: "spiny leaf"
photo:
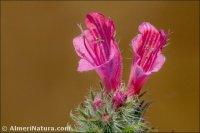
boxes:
[79,109,89,118]
[79,119,88,123]
[105,107,109,114]
[141,102,152,115]
[70,84,155,132]
[99,81,104,90]
[70,111,78,121]
[139,89,148,98]
[90,89,95,101]
[97,110,102,118]
[123,126,135,132]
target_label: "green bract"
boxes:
[70,83,155,133]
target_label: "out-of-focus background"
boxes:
[1,1,199,132]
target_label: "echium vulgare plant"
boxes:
[70,12,169,133]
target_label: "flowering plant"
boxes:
[70,12,168,133]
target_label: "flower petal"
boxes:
[73,12,122,93]
[131,34,142,54]
[73,31,96,66]
[96,41,122,92]
[159,29,167,46]
[85,12,113,59]
[127,59,149,95]
[106,18,115,37]
[150,53,166,73]
[139,22,158,34]
[112,91,127,110]
[78,59,95,72]
[127,22,168,96]
[85,12,106,30]
[93,96,101,110]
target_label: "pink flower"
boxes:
[73,12,122,93]
[102,114,110,122]
[93,96,101,110]
[112,91,127,110]
[127,22,168,96]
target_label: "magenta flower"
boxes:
[102,114,110,122]
[73,12,122,93]
[112,91,127,110]
[93,96,101,110]
[127,22,168,96]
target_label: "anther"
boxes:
[145,44,149,50]
[96,38,104,44]
[150,48,154,52]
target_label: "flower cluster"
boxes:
[73,12,168,111]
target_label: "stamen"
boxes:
[150,48,154,52]
[82,34,99,66]
[95,37,104,44]
[145,44,149,50]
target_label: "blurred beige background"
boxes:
[1,1,199,132]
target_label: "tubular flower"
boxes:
[73,12,122,93]
[112,91,127,110]
[102,114,110,122]
[127,22,168,96]
[93,96,101,110]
